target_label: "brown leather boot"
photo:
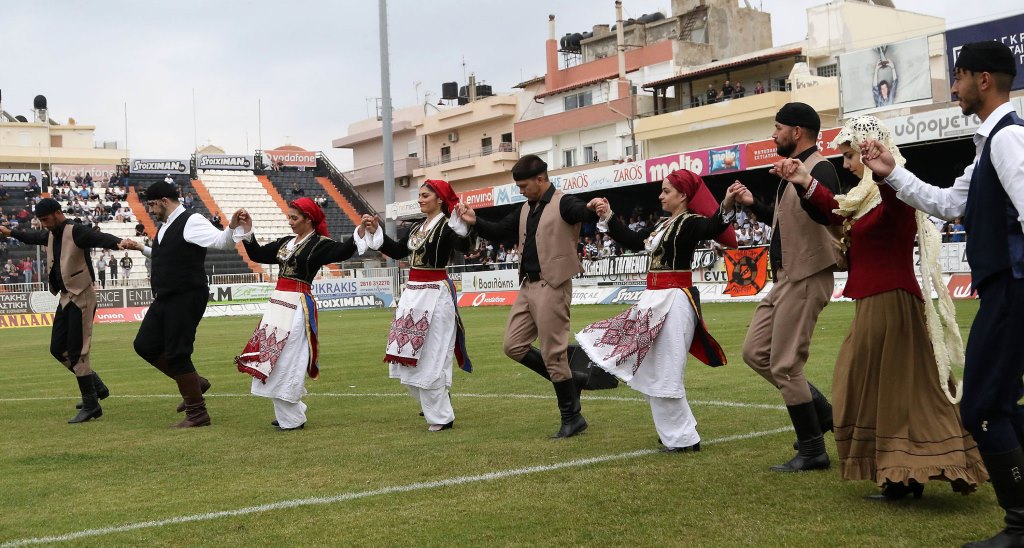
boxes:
[176,376,211,413]
[172,372,211,428]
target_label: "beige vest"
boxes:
[47,225,93,296]
[773,152,846,281]
[517,190,582,288]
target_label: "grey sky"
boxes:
[1,0,1020,170]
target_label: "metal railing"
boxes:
[211,273,266,285]
[420,142,518,168]
[638,83,790,118]
[315,152,378,217]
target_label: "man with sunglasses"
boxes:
[122,181,251,428]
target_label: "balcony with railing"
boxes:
[414,142,519,181]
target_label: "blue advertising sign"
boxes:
[945,13,1024,97]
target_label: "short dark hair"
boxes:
[511,154,548,182]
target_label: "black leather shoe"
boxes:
[770,451,830,472]
[271,420,279,427]
[865,481,924,501]
[662,442,701,453]
[551,414,588,438]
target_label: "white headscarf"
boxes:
[830,116,964,404]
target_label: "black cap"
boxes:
[143,181,178,201]
[34,198,62,217]
[955,41,1017,77]
[511,154,548,181]
[775,102,821,133]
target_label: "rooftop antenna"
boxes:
[462,55,467,86]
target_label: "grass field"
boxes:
[0,300,999,546]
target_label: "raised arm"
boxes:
[241,235,285,265]
[309,237,357,266]
[8,227,50,246]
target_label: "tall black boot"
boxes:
[551,379,587,439]
[523,346,590,396]
[964,447,1024,547]
[793,382,834,449]
[75,372,110,410]
[517,347,550,380]
[68,374,103,424]
[772,402,830,472]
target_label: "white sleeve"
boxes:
[885,163,973,221]
[141,246,152,258]
[990,127,1024,232]
[596,209,614,233]
[183,215,249,250]
[448,214,469,237]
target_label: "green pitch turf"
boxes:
[0,300,1000,546]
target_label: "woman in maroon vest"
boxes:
[776,116,987,499]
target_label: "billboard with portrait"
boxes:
[839,36,932,114]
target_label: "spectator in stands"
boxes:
[735,81,746,98]
[84,173,93,188]
[506,246,519,265]
[706,84,717,105]
[19,257,32,283]
[583,236,599,260]
[952,218,966,242]
[183,192,194,210]
[135,223,146,237]
[164,174,174,185]
[0,185,7,201]
[108,255,117,285]
[721,80,735,100]
[754,80,766,94]
[291,182,304,197]
[95,254,107,288]
[120,252,133,281]
[2,259,17,283]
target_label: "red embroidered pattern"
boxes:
[386,310,431,362]
[245,324,290,365]
[581,306,667,373]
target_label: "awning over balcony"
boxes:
[642,46,803,90]
[534,70,637,99]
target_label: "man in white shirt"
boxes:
[861,41,1024,547]
[124,181,251,428]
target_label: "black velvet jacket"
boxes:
[242,233,356,284]
[607,210,728,271]
[378,216,475,268]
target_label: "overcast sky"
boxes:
[1,0,1021,170]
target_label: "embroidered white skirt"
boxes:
[387,281,457,390]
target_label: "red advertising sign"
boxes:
[461,187,494,209]
[743,128,842,169]
[94,307,149,324]
[457,291,518,307]
[947,274,977,300]
[265,149,316,168]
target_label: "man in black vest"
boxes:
[124,181,251,428]
[1,199,128,423]
[862,41,1024,547]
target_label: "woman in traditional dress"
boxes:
[354,179,474,431]
[772,115,987,499]
[577,170,739,452]
[234,197,356,430]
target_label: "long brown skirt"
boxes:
[833,289,988,491]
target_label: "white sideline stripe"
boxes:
[0,393,786,410]
[0,426,791,547]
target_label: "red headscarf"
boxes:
[664,169,738,248]
[289,197,329,237]
[423,179,460,216]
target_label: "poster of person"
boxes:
[838,36,932,114]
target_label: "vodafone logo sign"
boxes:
[458,291,518,307]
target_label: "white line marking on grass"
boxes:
[0,393,785,410]
[0,426,792,547]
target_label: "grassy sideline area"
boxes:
[0,300,999,546]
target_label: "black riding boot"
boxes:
[517,347,550,380]
[772,402,830,472]
[793,382,834,449]
[68,374,103,424]
[551,379,587,439]
[964,447,1024,547]
[76,372,110,410]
